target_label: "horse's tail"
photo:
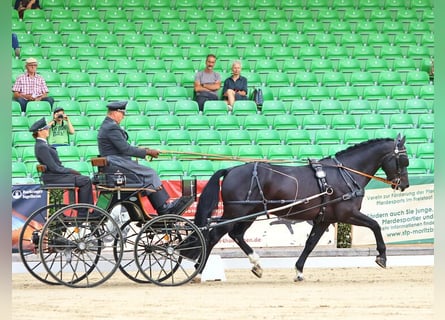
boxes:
[195,168,229,227]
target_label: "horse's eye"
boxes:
[399,157,409,167]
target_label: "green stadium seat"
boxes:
[173,100,199,116]
[289,99,316,115]
[314,129,342,145]
[377,71,402,87]
[77,10,102,25]
[405,71,431,86]
[75,87,102,102]
[157,160,185,179]
[403,128,429,144]
[94,34,119,49]
[349,71,374,87]
[406,45,431,60]
[305,86,331,101]
[154,115,181,131]
[65,71,92,88]
[225,129,253,145]
[84,100,107,116]
[322,71,347,87]
[284,129,311,145]
[372,128,398,139]
[231,34,256,49]
[113,59,138,75]
[404,99,429,114]
[123,72,148,88]
[406,158,428,175]
[143,100,170,116]
[296,145,324,161]
[318,99,344,115]
[285,33,309,51]
[73,46,99,62]
[39,34,63,49]
[232,100,258,115]
[42,0,67,9]
[416,143,434,159]
[58,21,82,35]
[254,129,282,145]
[184,115,211,131]
[201,101,228,117]
[151,72,177,88]
[266,144,294,160]
[133,87,160,102]
[359,113,386,129]
[330,114,357,130]
[343,8,366,23]
[236,144,264,160]
[12,162,29,178]
[69,116,91,130]
[134,130,162,147]
[73,131,98,146]
[206,145,233,158]
[343,129,369,145]
[345,99,373,114]
[85,59,110,74]
[93,72,120,87]
[261,100,286,115]
[416,113,434,129]
[214,115,241,131]
[390,85,416,100]
[301,114,328,130]
[25,101,51,117]
[103,46,128,61]
[242,114,269,130]
[375,99,401,114]
[12,101,22,116]
[103,9,128,23]
[20,46,44,60]
[163,87,189,103]
[362,85,388,101]
[186,160,215,178]
[49,87,72,101]
[195,130,223,145]
[104,87,130,101]
[388,114,415,129]
[165,130,192,146]
[56,146,81,162]
[337,58,361,77]
[272,114,298,131]
[12,116,30,132]
[23,9,46,21]
[12,20,26,33]
[369,9,391,22]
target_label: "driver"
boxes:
[97,101,192,215]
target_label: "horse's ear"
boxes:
[396,133,405,147]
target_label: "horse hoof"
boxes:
[190,275,202,284]
[251,265,263,278]
[375,256,386,268]
[294,271,304,282]
[294,275,304,282]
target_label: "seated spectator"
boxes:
[12,57,54,113]
[47,107,75,147]
[194,54,221,112]
[14,0,41,19]
[222,60,248,111]
[12,33,20,58]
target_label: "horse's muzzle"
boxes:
[391,178,409,192]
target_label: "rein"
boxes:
[159,149,397,186]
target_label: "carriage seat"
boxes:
[36,164,77,203]
[90,157,146,189]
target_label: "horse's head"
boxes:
[381,134,410,191]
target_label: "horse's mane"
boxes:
[334,138,393,157]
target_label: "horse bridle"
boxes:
[333,139,408,189]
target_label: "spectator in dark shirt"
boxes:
[14,0,41,19]
[222,60,248,111]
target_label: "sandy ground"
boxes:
[12,266,432,320]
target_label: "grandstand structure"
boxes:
[11,0,434,183]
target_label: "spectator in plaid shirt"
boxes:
[12,57,54,113]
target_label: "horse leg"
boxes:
[192,225,232,283]
[228,222,263,278]
[295,221,330,282]
[345,212,387,268]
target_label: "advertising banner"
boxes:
[352,176,434,245]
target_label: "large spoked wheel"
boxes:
[38,203,124,288]
[134,214,207,287]
[18,204,65,285]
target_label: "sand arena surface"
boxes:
[12,266,432,320]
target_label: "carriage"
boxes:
[18,135,410,287]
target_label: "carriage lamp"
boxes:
[113,171,126,186]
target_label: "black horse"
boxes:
[193,135,410,281]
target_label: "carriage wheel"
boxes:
[38,203,124,288]
[113,219,152,283]
[134,214,207,287]
[18,204,65,285]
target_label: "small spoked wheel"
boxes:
[38,203,124,288]
[114,219,152,283]
[134,214,206,287]
[18,204,65,285]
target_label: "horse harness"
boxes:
[227,160,365,224]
